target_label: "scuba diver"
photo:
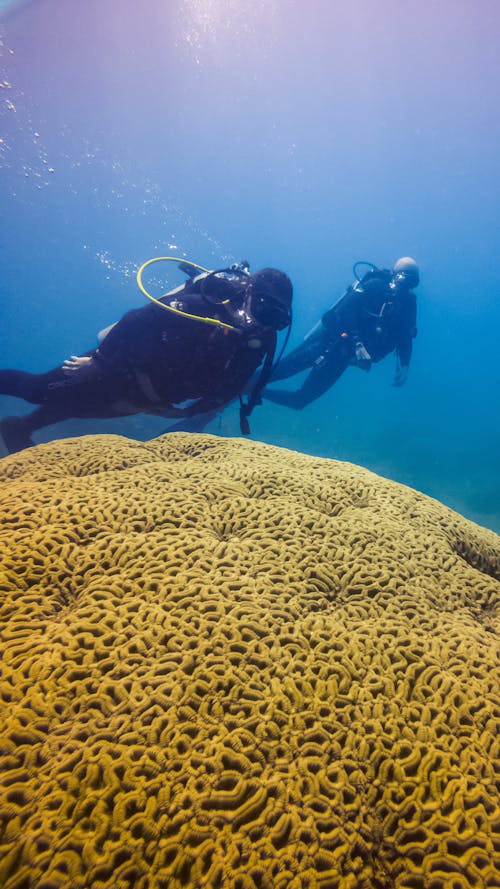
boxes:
[263,256,419,409]
[0,260,293,454]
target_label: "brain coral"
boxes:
[0,432,499,889]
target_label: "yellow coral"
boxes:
[0,432,499,889]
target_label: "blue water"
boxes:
[1,0,499,533]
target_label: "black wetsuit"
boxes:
[0,275,276,449]
[265,270,417,409]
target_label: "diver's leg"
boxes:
[0,367,69,403]
[0,367,136,453]
[0,380,142,453]
[270,328,325,382]
[264,348,349,410]
[0,403,76,453]
[0,368,72,453]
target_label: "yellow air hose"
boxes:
[136,256,238,332]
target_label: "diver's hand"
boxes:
[393,365,408,387]
[355,342,372,371]
[63,355,95,376]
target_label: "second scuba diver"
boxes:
[0,261,293,453]
[263,256,419,409]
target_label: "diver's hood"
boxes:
[249,268,293,330]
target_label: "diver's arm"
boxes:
[95,309,142,359]
[62,310,126,376]
[62,308,148,379]
[393,292,417,384]
[62,354,97,378]
[393,337,413,386]
[396,335,413,368]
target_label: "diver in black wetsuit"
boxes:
[0,265,293,453]
[263,256,419,409]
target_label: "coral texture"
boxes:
[0,432,499,889]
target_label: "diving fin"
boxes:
[0,416,35,455]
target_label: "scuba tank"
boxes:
[322,260,387,328]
